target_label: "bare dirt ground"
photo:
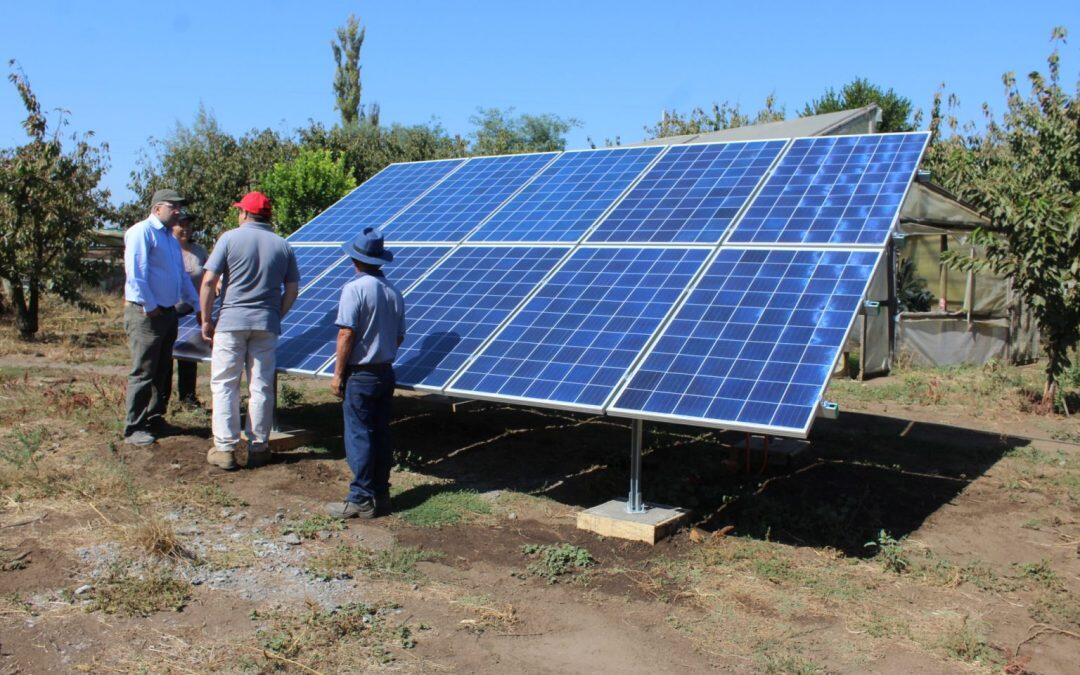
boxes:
[0,295,1077,673]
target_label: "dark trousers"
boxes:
[342,365,395,503]
[177,359,198,403]
[123,303,178,437]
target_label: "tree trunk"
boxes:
[1041,347,1060,415]
[9,281,38,340]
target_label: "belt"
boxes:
[347,362,393,374]
[127,302,176,313]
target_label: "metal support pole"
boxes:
[626,419,646,514]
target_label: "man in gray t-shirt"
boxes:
[200,191,300,471]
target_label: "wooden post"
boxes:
[938,235,949,311]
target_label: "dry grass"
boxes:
[0,290,127,364]
[86,563,192,617]
[122,516,196,562]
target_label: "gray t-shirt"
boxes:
[334,271,406,365]
[204,222,300,334]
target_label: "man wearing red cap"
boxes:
[199,192,300,470]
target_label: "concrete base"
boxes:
[267,427,320,453]
[576,500,690,545]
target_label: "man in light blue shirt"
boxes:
[122,188,200,446]
[327,228,405,520]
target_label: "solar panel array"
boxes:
[175,131,927,437]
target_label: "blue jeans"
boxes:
[343,365,395,503]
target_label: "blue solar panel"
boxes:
[288,159,465,243]
[586,140,787,244]
[609,248,880,434]
[393,246,569,389]
[467,147,663,243]
[727,133,928,246]
[276,246,449,373]
[446,247,710,410]
[292,246,347,288]
[385,153,558,242]
[173,314,208,361]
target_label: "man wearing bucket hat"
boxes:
[122,188,200,446]
[199,192,300,471]
[326,227,406,520]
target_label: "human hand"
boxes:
[331,375,345,399]
[145,306,163,318]
[201,320,215,343]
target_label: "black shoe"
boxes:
[325,499,375,520]
[375,493,392,516]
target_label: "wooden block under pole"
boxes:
[267,427,321,453]
[576,500,689,545]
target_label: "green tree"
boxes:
[925,28,1079,409]
[469,107,581,156]
[802,78,915,132]
[259,148,357,236]
[299,119,467,185]
[644,94,785,139]
[123,106,296,240]
[0,62,111,338]
[332,14,369,126]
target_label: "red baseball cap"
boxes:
[233,191,272,218]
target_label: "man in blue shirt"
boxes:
[200,192,300,471]
[122,188,200,446]
[326,228,406,520]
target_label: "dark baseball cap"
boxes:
[150,188,187,206]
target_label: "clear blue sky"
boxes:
[2,1,1076,205]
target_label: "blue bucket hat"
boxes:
[342,227,394,266]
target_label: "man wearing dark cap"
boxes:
[326,227,406,520]
[122,189,200,446]
[200,192,300,471]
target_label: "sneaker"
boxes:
[375,492,392,516]
[245,449,272,469]
[325,500,375,520]
[206,447,237,471]
[123,430,156,446]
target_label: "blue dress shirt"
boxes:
[124,215,199,313]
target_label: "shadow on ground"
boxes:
[279,397,1027,557]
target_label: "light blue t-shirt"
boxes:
[204,221,300,334]
[334,271,406,365]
